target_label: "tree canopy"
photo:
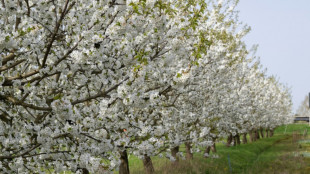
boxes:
[0,0,292,173]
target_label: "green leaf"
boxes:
[5,36,10,42]
[53,94,62,100]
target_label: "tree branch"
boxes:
[72,77,129,105]
[0,59,26,72]
[41,0,71,67]
[0,144,41,160]
[0,94,52,111]
[2,53,16,65]
[2,69,40,86]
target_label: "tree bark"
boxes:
[211,142,217,153]
[255,129,260,140]
[77,168,89,174]
[260,128,264,138]
[211,137,217,152]
[242,133,247,144]
[119,150,130,174]
[204,146,211,158]
[143,154,155,174]
[252,130,257,141]
[236,134,241,145]
[270,129,274,137]
[232,136,236,146]
[226,134,233,147]
[171,146,179,164]
[185,142,193,160]
[249,130,254,142]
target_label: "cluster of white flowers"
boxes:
[0,0,292,173]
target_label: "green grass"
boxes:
[274,124,310,135]
[124,124,310,174]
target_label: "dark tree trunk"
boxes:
[185,142,193,160]
[260,128,265,138]
[211,142,217,153]
[204,146,211,158]
[232,135,237,146]
[82,168,89,174]
[236,134,241,145]
[255,129,260,140]
[270,129,274,137]
[266,129,269,137]
[171,146,180,164]
[119,150,130,174]
[252,130,257,141]
[78,168,89,174]
[226,134,233,147]
[242,133,247,144]
[143,155,155,174]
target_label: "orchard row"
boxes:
[0,0,292,173]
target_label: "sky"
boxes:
[236,0,310,113]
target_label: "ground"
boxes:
[127,124,310,174]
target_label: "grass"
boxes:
[274,123,310,135]
[123,124,310,174]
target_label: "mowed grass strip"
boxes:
[125,124,310,174]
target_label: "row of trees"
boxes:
[0,0,292,173]
[296,95,310,118]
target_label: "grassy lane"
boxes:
[248,135,310,174]
[126,124,310,174]
[127,134,293,173]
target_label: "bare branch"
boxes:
[54,37,83,67]
[0,59,26,72]
[0,94,52,111]
[0,110,11,124]
[41,0,72,67]
[2,69,40,86]
[2,53,16,65]
[24,0,30,16]
[24,151,70,158]
[0,144,41,160]
[80,132,102,142]
[15,0,23,31]
[72,76,129,105]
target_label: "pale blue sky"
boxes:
[236,0,310,112]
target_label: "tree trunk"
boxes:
[226,134,232,147]
[233,136,237,146]
[249,130,254,142]
[211,142,217,153]
[143,155,155,174]
[260,128,264,138]
[242,133,247,144]
[255,129,260,140]
[266,130,269,137]
[236,134,241,145]
[171,146,179,164]
[252,130,257,141]
[78,168,89,174]
[185,142,193,160]
[119,150,130,174]
[204,146,211,158]
[270,129,274,137]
